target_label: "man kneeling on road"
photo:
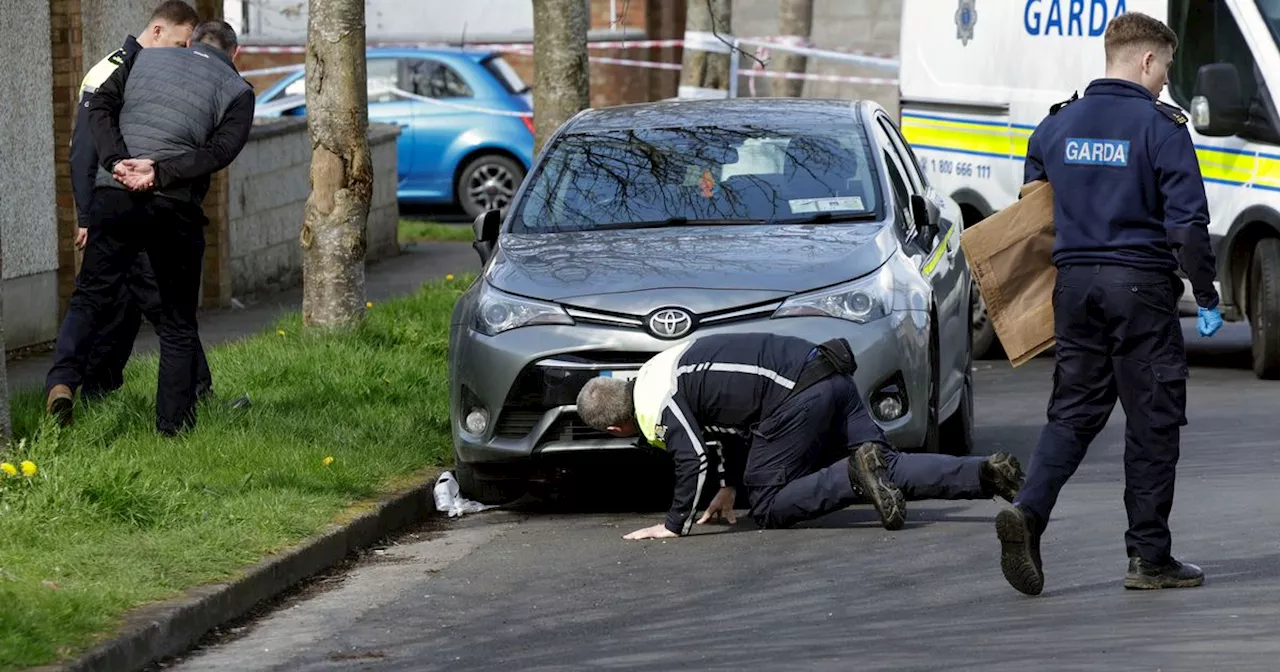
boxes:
[576,332,1025,540]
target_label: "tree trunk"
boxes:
[774,0,813,97]
[301,0,372,330]
[679,0,732,98]
[532,0,590,155]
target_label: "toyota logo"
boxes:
[648,308,694,339]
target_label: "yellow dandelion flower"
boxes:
[277,329,286,337]
[0,463,16,477]
[322,456,335,466]
[20,461,36,477]
[445,274,454,281]
[366,301,373,309]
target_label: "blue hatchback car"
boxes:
[255,47,536,217]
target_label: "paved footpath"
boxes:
[6,241,481,393]
[161,318,1280,672]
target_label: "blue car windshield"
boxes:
[510,124,883,233]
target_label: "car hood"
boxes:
[484,223,900,316]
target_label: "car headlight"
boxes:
[473,282,574,336]
[772,261,895,324]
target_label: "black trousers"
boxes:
[79,252,213,400]
[47,188,209,434]
[1015,263,1189,564]
[744,374,987,529]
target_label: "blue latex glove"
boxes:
[1197,306,1223,337]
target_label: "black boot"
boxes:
[995,505,1044,596]
[847,442,906,531]
[1124,556,1204,590]
[980,453,1024,503]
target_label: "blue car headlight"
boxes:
[473,282,574,336]
[772,261,896,324]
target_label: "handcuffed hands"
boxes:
[112,158,156,191]
[1197,306,1223,337]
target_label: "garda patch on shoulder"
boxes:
[1063,138,1130,167]
[654,424,666,442]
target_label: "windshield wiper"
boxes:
[592,217,766,231]
[769,211,880,225]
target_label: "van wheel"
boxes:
[1250,238,1280,379]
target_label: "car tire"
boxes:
[921,320,942,454]
[457,154,525,220]
[939,301,976,456]
[454,460,528,505]
[1250,238,1280,379]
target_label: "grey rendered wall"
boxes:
[0,1,59,350]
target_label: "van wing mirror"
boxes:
[910,193,940,242]
[472,209,502,265]
[1191,63,1246,137]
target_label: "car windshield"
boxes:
[510,123,882,233]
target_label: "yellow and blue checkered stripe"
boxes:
[900,111,1280,193]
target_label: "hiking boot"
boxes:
[996,505,1044,596]
[848,442,906,531]
[1124,556,1204,590]
[980,452,1024,503]
[46,385,74,427]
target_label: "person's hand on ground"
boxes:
[697,486,737,525]
[623,523,679,540]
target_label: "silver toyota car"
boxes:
[448,98,975,503]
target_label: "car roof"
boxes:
[563,97,873,132]
[365,45,496,63]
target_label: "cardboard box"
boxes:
[958,180,1057,367]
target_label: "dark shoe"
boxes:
[1124,557,1204,590]
[46,385,74,427]
[980,452,1024,503]
[227,394,252,410]
[848,442,906,531]
[996,505,1044,596]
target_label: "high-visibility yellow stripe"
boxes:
[900,112,1280,191]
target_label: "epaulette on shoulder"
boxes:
[1049,91,1079,115]
[1154,100,1188,126]
[107,48,126,66]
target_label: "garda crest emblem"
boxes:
[955,0,977,46]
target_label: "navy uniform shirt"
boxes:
[1025,79,1220,309]
[70,36,143,229]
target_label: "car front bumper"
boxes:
[450,308,933,467]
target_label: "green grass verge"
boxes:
[0,275,470,671]
[399,219,474,244]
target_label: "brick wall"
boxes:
[225,118,400,300]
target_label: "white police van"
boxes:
[898,0,1280,379]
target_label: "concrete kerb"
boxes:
[33,472,443,672]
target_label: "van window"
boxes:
[1168,0,1280,143]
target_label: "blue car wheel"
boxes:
[457,154,525,218]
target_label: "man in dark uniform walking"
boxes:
[994,12,1222,596]
[47,19,254,435]
[575,332,1025,540]
[66,0,214,404]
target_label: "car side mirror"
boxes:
[472,209,502,265]
[910,193,940,242]
[1191,63,1246,137]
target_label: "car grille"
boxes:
[494,410,613,441]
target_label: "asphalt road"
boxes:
[165,319,1280,672]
